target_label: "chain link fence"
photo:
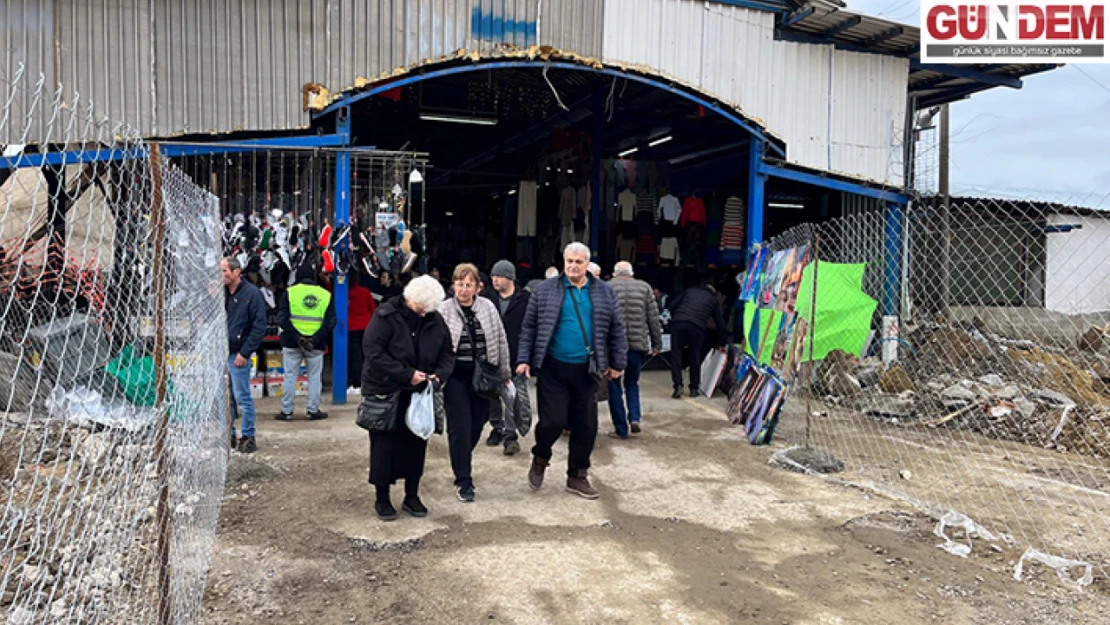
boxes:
[744,193,1110,589]
[1,66,227,623]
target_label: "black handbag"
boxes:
[567,286,604,383]
[356,391,401,432]
[465,312,503,399]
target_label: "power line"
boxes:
[1072,65,1110,95]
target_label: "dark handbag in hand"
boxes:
[356,391,401,432]
[464,311,503,399]
[567,285,604,383]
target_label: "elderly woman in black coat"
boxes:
[362,275,455,521]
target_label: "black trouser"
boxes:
[670,321,706,391]
[445,373,489,487]
[533,358,598,477]
[348,330,365,389]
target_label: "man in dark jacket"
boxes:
[223,257,267,453]
[276,262,336,420]
[484,260,531,455]
[668,280,727,398]
[516,243,627,499]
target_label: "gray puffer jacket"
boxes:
[607,277,663,354]
[517,275,628,372]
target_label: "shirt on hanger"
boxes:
[680,197,707,226]
[559,186,577,225]
[659,194,682,224]
[618,189,637,222]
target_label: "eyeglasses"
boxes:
[454,282,478,290]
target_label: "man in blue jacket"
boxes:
[223,257,268,453]
[517,243,627,499]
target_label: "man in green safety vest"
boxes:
[276,263,336,421]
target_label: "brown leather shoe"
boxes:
[528,456,549,491]
[565,471,600,499]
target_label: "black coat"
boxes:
[361,296,456,395]
[483,287,531,365]
[669,285,726,343]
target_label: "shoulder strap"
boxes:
[566,284,593,356]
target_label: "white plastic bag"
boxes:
[405,385,435,440]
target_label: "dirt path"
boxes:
[201,372,1108,624]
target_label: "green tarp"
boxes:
[745,262,877,366]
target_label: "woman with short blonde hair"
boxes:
[438,263,511,502]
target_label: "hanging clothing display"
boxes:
[659,237,681,264]
[721,196,745,251]
[616,234,636,262]
[680,197,707,226]
[517,180,538,237]
[659,194,682,224]
[618,189,637,222]
[559,185,577,248]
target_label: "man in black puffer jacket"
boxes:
[668,280,726,398]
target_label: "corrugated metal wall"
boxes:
[2,0,602,141]
[602,0,907,184]
[4,0,904,184]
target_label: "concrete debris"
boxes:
[990,385,1021,401]
[1077,327,1105,353]
[977,374,1005,387]
[1030,389,1075,407]
[856,366,882,389]
[942,385,977,404]
[879,366,915,394]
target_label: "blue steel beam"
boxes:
[882,201,904,317]
[859,25,905,48]
[782,7,814,27]
[909,60,1022,89]
[0,134,351,170]
[757,162,909,204]
[0,146,146,170]
[820,15,862,38]
[746,140,766,251]
[332,109,353,405]
[314,61,786,158]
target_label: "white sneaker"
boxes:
[347,387,359,396]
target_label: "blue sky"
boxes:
[849,0,1110,205]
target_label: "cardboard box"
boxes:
[266,377,285,397]
[294,376,310,396]
[249,378,264,399]
[265,349,284,375]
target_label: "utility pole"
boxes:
[939,104,951,318]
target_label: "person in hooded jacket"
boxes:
[483,260,531,455]
[362,275,455,521]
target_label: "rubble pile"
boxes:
[1,414,162,623]
[808,322,1110,457]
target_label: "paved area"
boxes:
[201,371,1109,624]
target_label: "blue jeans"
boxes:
[281,347,324,415]
[227,353,256,438]
[607,350,644,438]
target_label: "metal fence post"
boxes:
[332,107,352,404]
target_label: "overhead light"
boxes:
[445,211,454,217]
[508,189,517,195]
[618,147,638,158]
[769,202,805,209]
[567,169,573,174]
[379,201,389,209]
[408,168,424,183]
[648,135,673,147]
[419,112,498,126]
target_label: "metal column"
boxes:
[590,88,604,255]
[332,107,352,404]
[882,200,904,364]
[746,139,766,252]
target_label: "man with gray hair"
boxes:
[606,261,663,438]
[517,242,627,499]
